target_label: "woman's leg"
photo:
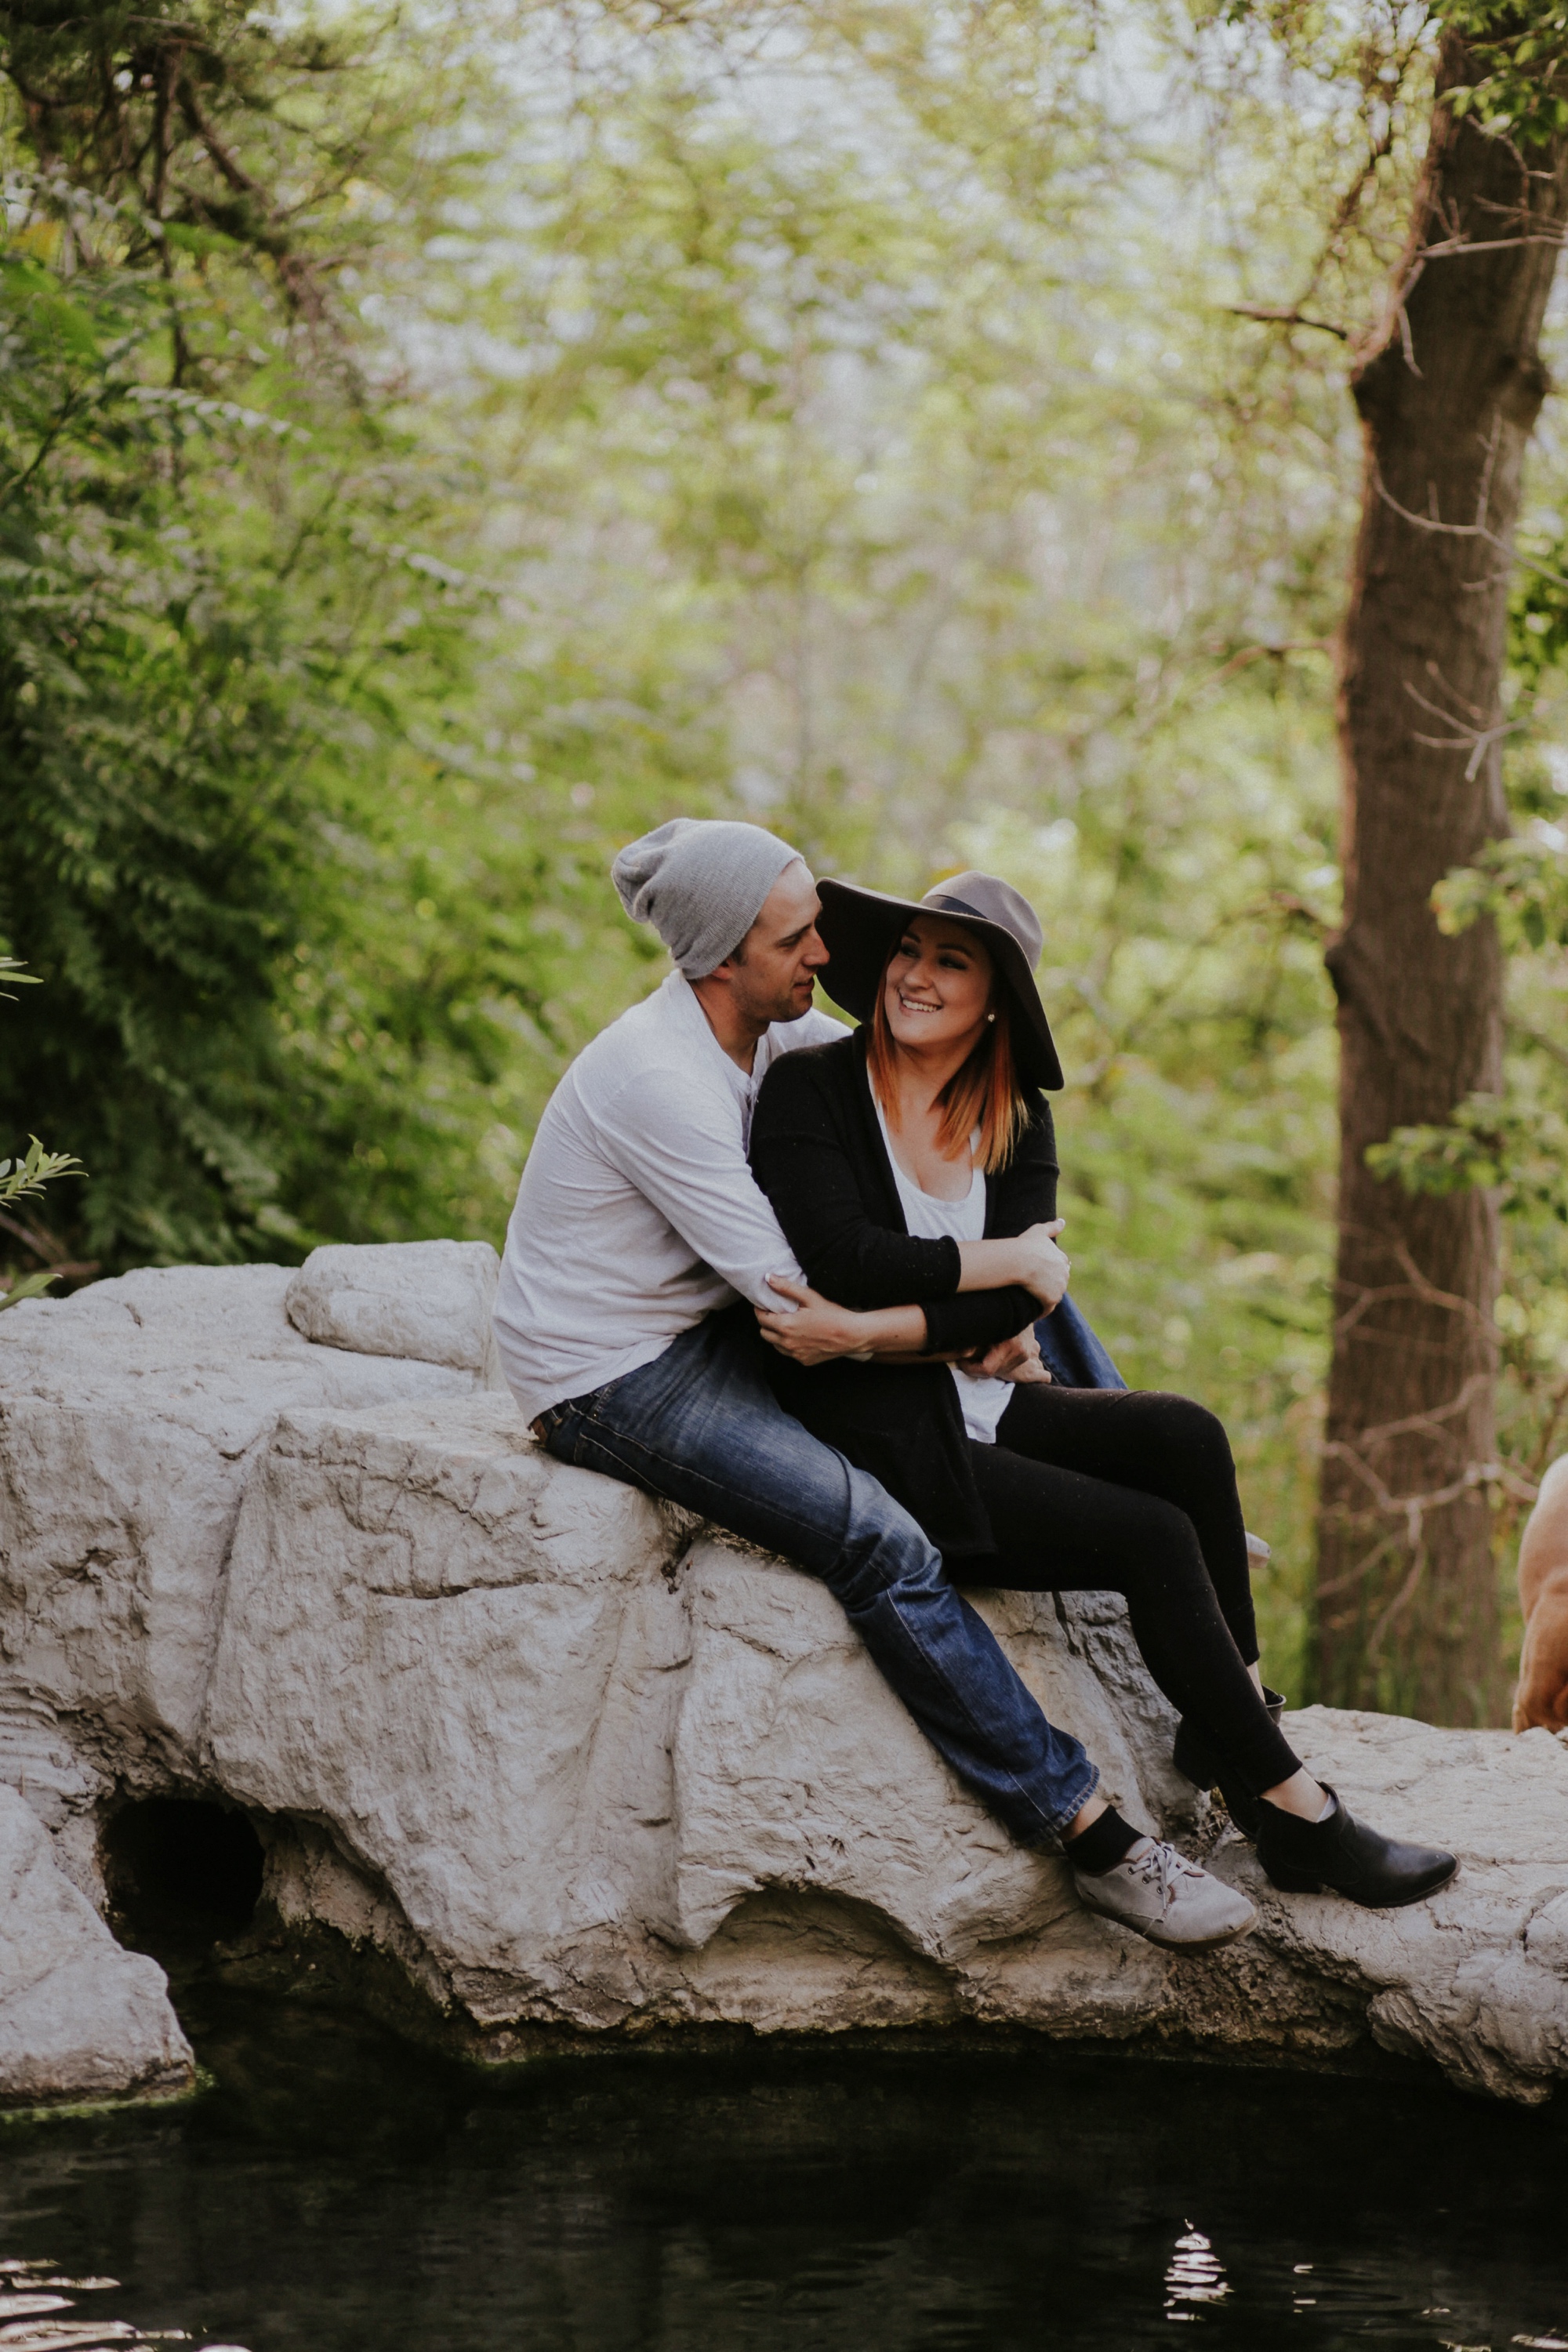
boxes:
[991,1384,1261,1663]
[960,1429,1300,1798]
[959,1405,1461,1901]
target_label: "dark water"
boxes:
[2,1987,1566,2352]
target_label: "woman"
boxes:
[748,868,1457,1944]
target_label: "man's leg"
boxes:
[535,1308,1098,1848]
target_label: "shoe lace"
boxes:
[1129,1839,1201,1918]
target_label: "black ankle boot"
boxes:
[1172,1690,1286,1838]
[1255,1784,1457,1907]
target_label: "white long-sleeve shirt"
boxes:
[493,971,847,1425]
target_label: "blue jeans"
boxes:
[535,1306,1098,1846]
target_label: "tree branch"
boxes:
[1223,302,1348,338]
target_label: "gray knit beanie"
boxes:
[611,818,803,978]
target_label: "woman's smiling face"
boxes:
[881,914,994,1056]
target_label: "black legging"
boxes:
[955,1384,1301,1797]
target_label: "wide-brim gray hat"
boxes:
[816,869,1064,1091]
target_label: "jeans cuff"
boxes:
[1036,1759,1101,1852]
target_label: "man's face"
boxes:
[721,859,829,1026]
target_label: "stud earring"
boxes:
[987,1011,996,1022]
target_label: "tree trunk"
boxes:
[1318,30,1568,1723]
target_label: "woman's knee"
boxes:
[1159,1392,1231,1452]
[1140,1393,1236,1489]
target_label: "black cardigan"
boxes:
[748,1029,1058,1559]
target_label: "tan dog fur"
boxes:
[1513,1453,1568,1733]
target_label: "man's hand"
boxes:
[755,1275,877,1366]
[957,1327,1052,1385]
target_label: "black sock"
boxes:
[1064,1806,1144,1875]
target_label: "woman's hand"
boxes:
[1011,1218,1070,1311]
[954,1220,1070,1311]
[756,1276,879,1367]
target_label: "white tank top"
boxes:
[873,1100,1012,1446]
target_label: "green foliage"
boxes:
[0,962,82,1308]
[1441,2,1568,144]
[1368,1087,1568,1221]
[0,206,470,1263]
[0,1138,85,1308]
[0,0,685,1271]
[0,1133,82,1211]
[1412,811,1568,1249]
[1209,0,1568,154]
[8,0,1568,1698]
[1433,829,1568,950]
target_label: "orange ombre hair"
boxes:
[867,946,1029,1175]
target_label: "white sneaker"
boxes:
[1073,1837,1256,1952]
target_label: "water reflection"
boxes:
[0,1987,1565,2351]
[1164,2224,1229,2318]
[0,2254,235,2350]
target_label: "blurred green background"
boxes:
[5,0,1568,1697]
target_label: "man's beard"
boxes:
[739,975,811,1029]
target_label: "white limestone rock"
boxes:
[3,1247,1567,2107]
[0,1784,192,2109]
[666,1540,1058,1963]
[0,1264,487,1798]
[201,1391,1568,2096]
[203,1393,1183,2037]
[285,1240,503,1379]
[1210,1706,1568,2102]
[204,1393,699,2027]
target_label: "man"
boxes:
[492,817,1258,1950]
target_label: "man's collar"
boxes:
[667,969,780,1087]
